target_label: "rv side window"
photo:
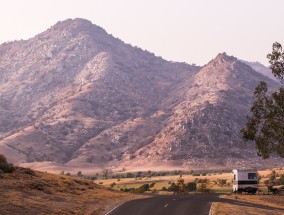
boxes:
[248,173,257,180]
[234,174,236,180]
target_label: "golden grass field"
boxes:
[0,165,283,215]
[104,174,233,193]
[0,167,145,215]
[98,168,284,193]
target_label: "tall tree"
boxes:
[241,42,284,158]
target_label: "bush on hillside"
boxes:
[0,154,15,173]
[0,154,7,163]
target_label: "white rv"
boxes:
[232,169,258,194]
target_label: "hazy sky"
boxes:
[1,0,284,66]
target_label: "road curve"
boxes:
[106,194,219,215]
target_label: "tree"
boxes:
[269,170,277,185]
[241,42,284,158]
[168,176,187,194]
[175,177,187,194]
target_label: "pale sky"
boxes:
[1,0,284,66]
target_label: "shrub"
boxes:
[198,183,210,192]
[217,179,227,187]
[0,154,7,163]
[0,162,15,173]
[187,182,197,191]
[121,188,135,192]
[161,187,167,191]
[195,178,208,183]
[167,182,179,192]
[149,182,156,188]
[278,174,284,185]
[136,171,142,178]
[135,184,150,193]
[269,170,277,184]
[0,154,15,173]
[126,172,134,178]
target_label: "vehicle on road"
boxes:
[232,169,258,194]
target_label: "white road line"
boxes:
[164,204,168,208]
[209,203,214,215]
[105,201,126,215]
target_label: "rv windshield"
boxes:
[248,173,257,180]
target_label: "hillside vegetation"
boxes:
[0,156,140,215]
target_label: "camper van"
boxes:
[232,169,258,194]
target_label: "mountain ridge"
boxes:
[0,18,282,173]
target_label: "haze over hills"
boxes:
[241,60,278,82]
[0,18,282,173]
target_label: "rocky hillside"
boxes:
[0,18,282,173]
[241,60,278,82]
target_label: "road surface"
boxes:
[106,194,218,215]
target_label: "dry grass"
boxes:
[0,167,144,215]
[99,172,233,193]
[212,202,284,215]
[98,168,284,193]
[212,194,284,215]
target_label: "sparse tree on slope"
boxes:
[241,42,284,158]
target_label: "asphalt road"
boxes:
[106,194,218,215]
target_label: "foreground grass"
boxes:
[212,193,284,215]
[0,167,144,215]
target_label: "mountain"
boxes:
[0,18,282,173]
[241,60,278,82]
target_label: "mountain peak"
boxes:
[214,52,237,63]
[48,18,107,36]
